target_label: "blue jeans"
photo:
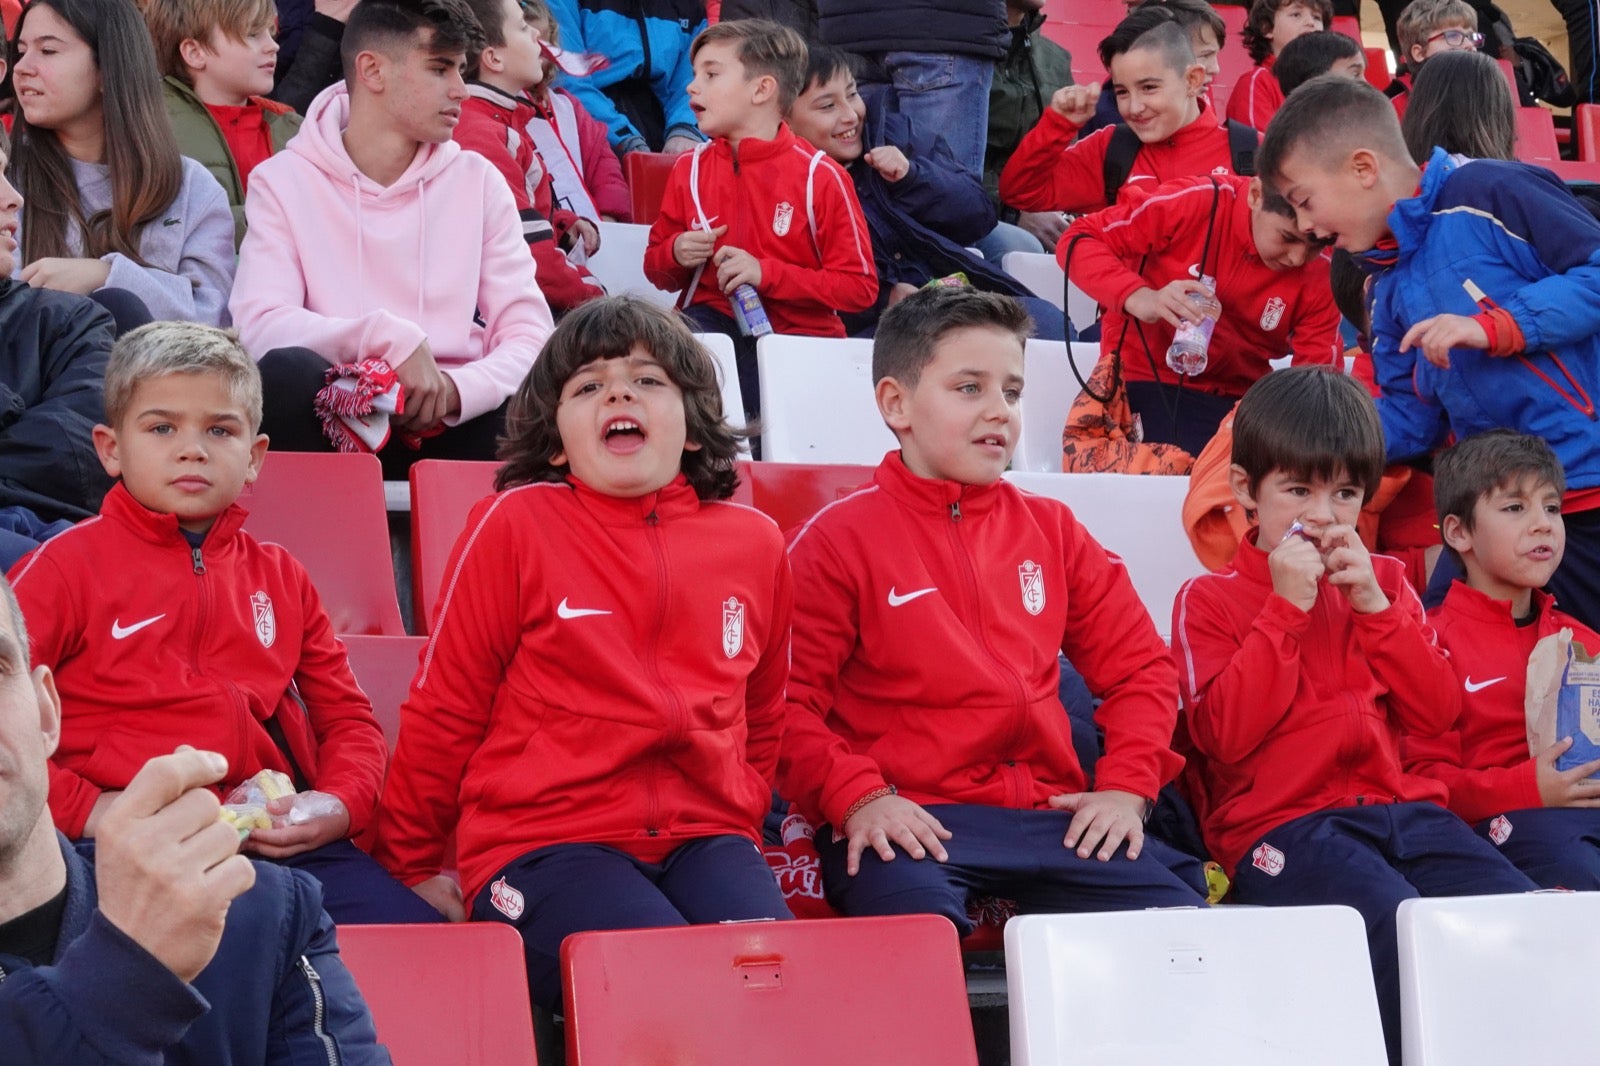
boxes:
[974,220,1044,261]
[867,51,995,179]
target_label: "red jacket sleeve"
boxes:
[998,111,1113,215]
[1057,512,1184,800]
[1060,181,1205,317]
[644,154,697,295]
[1352,574,1460,738]
[758,157,877,314]
[372,497,523,886]
[567,91,632,221]
[1225,67,1277,132]
[1402,731,1542,824]
[1175,580,1309,765]
[292,570,388,835]
[1288,255,1343,368]
[776,528,894,828]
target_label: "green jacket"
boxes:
[984,12,1072,214]
[163,76,302,248]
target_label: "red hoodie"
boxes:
[373,477,793,901]
[777,453,1183,829]
[455,83,603,313]
[1062,175,1342,397]
[1404,583,1600,824]
[1225,63,1282,133]
[643,123,878,337]
[9,483,387,838]
[1172,530,1455,875]
[998,99,1248,215]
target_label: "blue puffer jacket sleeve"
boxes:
[874,108,996,246]
[1371,285,1448,462]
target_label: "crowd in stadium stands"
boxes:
[5,0,1600,1061]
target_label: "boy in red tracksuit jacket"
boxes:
[7,321,438,925]
[455,0,603,315]
[776,286,1205,934]
[1172,367,1534,1065]
[1225,0,1331,132]
[644,20,876,413]
[1404,430,1600,890]
[998,7,1257,216]
[1062,173,1341,456]
[373,297,794,1015]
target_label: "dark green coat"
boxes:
[984,12,1073,214]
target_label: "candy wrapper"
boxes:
[219,769,343,838]
[1525,628,1600,778]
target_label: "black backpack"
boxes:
[1100,119,1259,206]
[1512,36,1576,108]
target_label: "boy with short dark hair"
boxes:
[7,321,440,925]
[454,0,603,314]
[1258,74,1600,635]
[1389,0,1481,116]
[999,5,1258,214]
[1404,430,1600,890]
[146,0,304,247]
[777,285,1205,934]
[1061,173,1341,456]
[643,19,876,411]
[230,0,554,476]
[1273,28,1366,96]
[1173,366,1535,1065]
[1227,0,1331,131]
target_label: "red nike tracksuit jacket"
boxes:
[643,122,877,337]
[1404,582,1600,824]
[1225,64,1282,134]
[1172,530,1456,874]
[9,482,387,838]
[373,476,792,901]
[777,453,1183,830]
[1063,174,1342,397]
[998,98,1247,215]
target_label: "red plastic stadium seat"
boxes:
[240,451,405,635]
[1363,47,1391,90]
[1330,14,1361,41]
[1041,19,1111,86]
[1497,58,1520,102]
[1216,4,1254,94]
[563,915,978,1066]
[1516,106,1561,163]
[338,923,537,1066]
[1577,103,1600,161]
[746,460,874,536]
[339,634,425,748]
[624,151,679,226]
[1044,0,1122,25]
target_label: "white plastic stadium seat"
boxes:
[1011,340,1099,473]
[590,222,675,308]
[1004,471,1205,640]
[1001,250,1099,332]
[691,332,749,455]
[1398,892,1597,1066]
[756,335,897,464]
[1005,907,1387,1066]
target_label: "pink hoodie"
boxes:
[230,84,553,424]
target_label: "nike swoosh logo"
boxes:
[556,598,611,619]
[887,586,937,608]
[1464,676,1507,693]
[111,614,166,640]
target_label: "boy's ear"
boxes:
[749,71,779,107]
[1349,147,1382,189]
[1408,43,1427,68]
[478,44,502,76]
[1227,462,1258,513]
[244,433,269,485]
[178,37,210,73]
[875,375,914,434]
[1185,61,1206,95]
[1440,512,1473,555]
[92,423,122,480]
[1246,176,1264,211]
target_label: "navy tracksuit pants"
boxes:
[1474,805,1600,890]
[471,835,792,1013]
[815,803,1209,937]
[1229,802,1537,1065]
[279,840,444,925]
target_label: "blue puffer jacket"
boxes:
[817,0,1007,59]
[0,838,390,1065]
[546,0,706,152]
[1368,148,1600,489]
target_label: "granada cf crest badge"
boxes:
[722,597,745,659]
[251,591,276,648]
[1018,561,1045,616]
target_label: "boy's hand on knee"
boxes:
[1050,789,1147,861]
[1399,313,1488,369]
[1536,737,1600,807]
[1267,531,1324,612]
[241,793,351,858]
[411,874,466,922]
[1318,524,1389,614]
[841,795,952,876]
[673,225,726,268]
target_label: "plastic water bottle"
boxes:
[731,284,773,338]
[1166,275,1219,376]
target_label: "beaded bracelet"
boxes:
[842,784,897,825]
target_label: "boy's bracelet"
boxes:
[842,785,897,825]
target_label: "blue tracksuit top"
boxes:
[1369,147,1600,489]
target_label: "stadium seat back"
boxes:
[623,151,678,225]
[1515,106,1561,162]
[338,634,425,747]
[757,335,897,464]
[1363,47,1392,90]
[563,915,978,1066]
[408,459,499,633]
[1005,907,1387,1065]
[1579,103,1600,161]
[1040,20,1111,85]
[745,460,875,534]
[240,451,405,635]
[338,923,537,1066]
[1011,340,1097,473]
[1398,892,1600,1065]
[1330,14,1361,41]
[693,331,751,445]
[1004,470,1204,640]
[590,221,676,308]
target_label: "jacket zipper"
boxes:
[641,509,685,837]
[298,956,341,1066]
